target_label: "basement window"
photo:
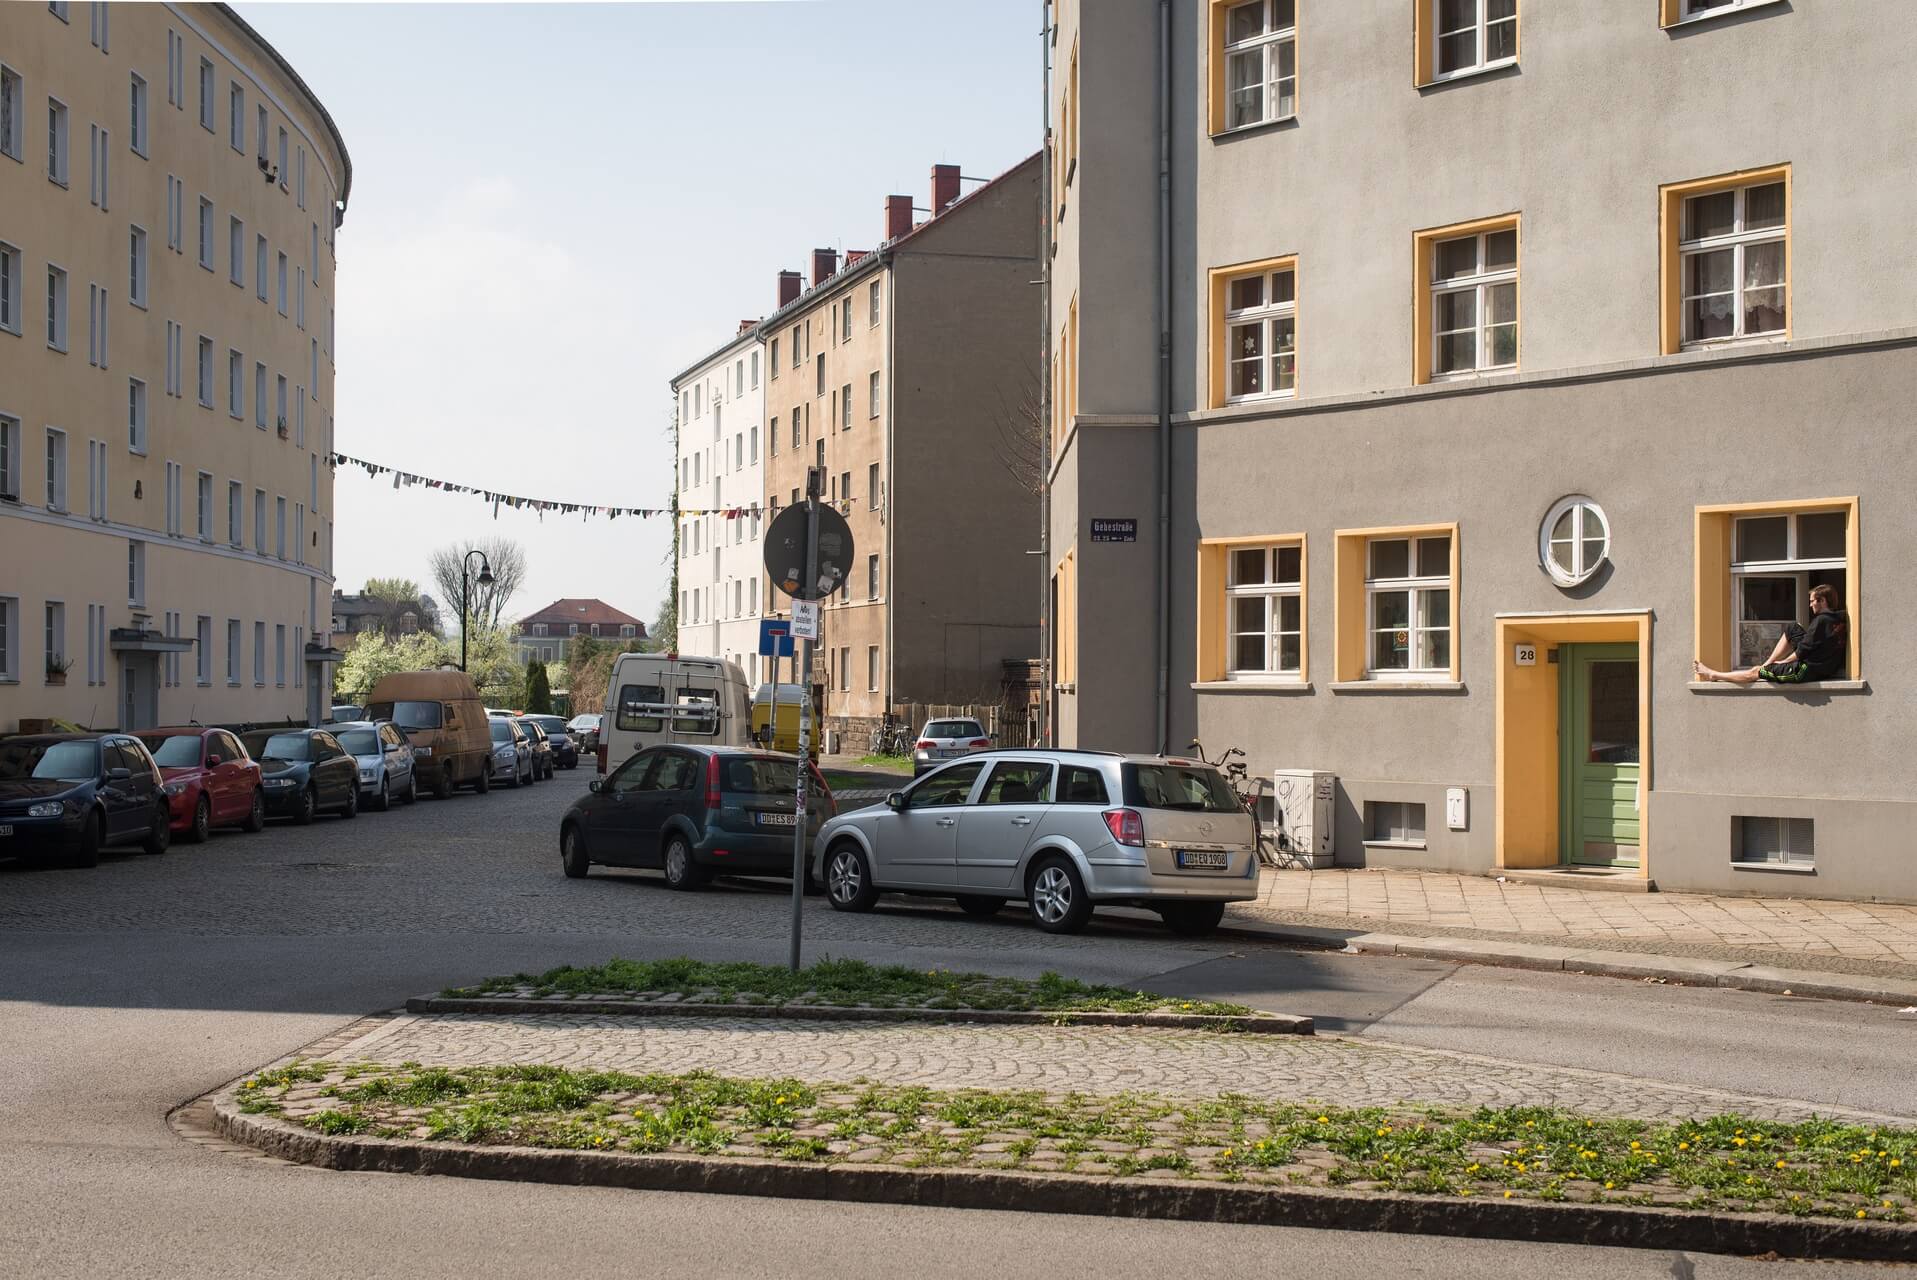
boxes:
[1365,800,1426,847]
[1732,815,1814,870]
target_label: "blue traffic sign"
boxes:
[758,619,795,657]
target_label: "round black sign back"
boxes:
[763,502,856,601]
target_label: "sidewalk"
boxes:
[1219,868,1917,1001]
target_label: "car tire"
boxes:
[293,785,317,825]
[68,811,104,869]
[339,784,359,819]
[243,789,267,833]
[402,772,418,805]
[956,895,1005,918]
[433,771,453,800]
[474,768,491,795]
[661,835,707,891]
[507,761,522,789]
[141,806,171,856]
[373,778,391,812]
[1159,901,1226,938]
[1027,855,1092,935]
[188,794,211,844]
[561,823,590,879]
[824,841,879,913]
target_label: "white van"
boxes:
[598,654,753,772]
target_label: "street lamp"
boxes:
[460,549,495,673]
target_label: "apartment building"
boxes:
[758,157,1044,745]
[1,2,348,731]
[1050,0,1917,901]
[671,327,767,681]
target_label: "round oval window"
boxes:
[1540,496,1610,588]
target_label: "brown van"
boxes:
[362,671,493,799]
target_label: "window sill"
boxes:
[1330,680,1466,694]
[1729,860,1816,874]
[1418,58,1518,90]
[1210,114,1297,142]
[1363,839,1428,852]
[1689,680,1867,695]
[1676,335,1787,356]
[1192,680,1312,695]
[1224,390,1298,409]
[1664,0,1786,30]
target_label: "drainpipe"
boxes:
[1039,0,1054,747]
[1155,0,1173,754]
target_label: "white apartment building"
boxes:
[671,327,767,682]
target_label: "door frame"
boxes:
[1557,642,1643,868]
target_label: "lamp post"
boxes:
[460,550,494,673]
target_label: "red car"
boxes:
[135,727,267,843]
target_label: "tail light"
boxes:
[595,743,608,774]
[915,740,935,751]
[706,753,722,809]
[968,738,990,749]
[1103,808,1145,847]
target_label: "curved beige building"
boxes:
[0,2,348,731]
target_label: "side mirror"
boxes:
[588,778,603,794]
[106,767,132,782]
[886,791,906,811]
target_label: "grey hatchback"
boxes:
[813,750,1258,936]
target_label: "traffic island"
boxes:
[213,1062,1917,1261]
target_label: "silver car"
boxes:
[912,717,992,776]
[331,720,418,810]
[487,716,534,788]
[813,749,1258,936]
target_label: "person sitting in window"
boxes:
[1694,584,1849,685]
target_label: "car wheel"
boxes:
[825,842,879,913]
[1159,901,1226,938]
[188,794,211,844]
[507,761,521,789]
[68,811,104,869]
[1027,855,1092,935]
[661,835,707,891]
[243,789,267,833]
[474,767,491,795]
[339,784,360,819]
[402,772,418,805]
[561,823,591,879]
[433,771,453,800]
[141,805,171,856]
[373,778,391,812]
[956,895,1005,918]
[294,786,317,825]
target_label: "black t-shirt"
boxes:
[1794,610,1849,676]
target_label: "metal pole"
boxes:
[788,492,821,972]
[460,569,469,673]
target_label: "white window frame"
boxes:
[128,73,147,157]
[1681,0,1776,20]
[196,336,213,407]
[197,197,214,270]
[1365,534,1452,677]
[1540,496,1610,588]
[197,57,214,132]
[196,469,213,541]
[274,623,285,686]
[254,620,265,685]
[0,63,22,163]
[1728,510,1847,670]
[1734,815,1813,868]
[128,224,147,307]
[196,615,212,685]
[275,495,286,560]
[1223,263,1297,402]
[1679,180,1787,348]
[46,600,67,677]
[1225,542,1303,679]
[0,240,21,335]
[1430,228,1517,379]
[47,96,69,186]
[276,252,287,315]
[162,459,180,534]
[227,480,242,546]
[252,488,265,552]
[86,437,106,520]
[1222,0,1296,131]
[227,348,243,419]
[228,81,244,152]
[46,262,67,350]
[1366,800,1427,846]
[0,414,20,501]
[127,538,145,606]
[255,234,267,302]
[0,595,16,683]
[226,618,241,684]
[254,361,267,428]
[45,427,67,511]
[229,215,244,287]
[127,376,147,453]
[1430,0,1517,82]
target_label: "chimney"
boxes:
[737,319,756,335]
[810,247,839,286]
[844,249,869,268]
[777,270,802,308]
[931,163,961,216]
[884,195,914,241]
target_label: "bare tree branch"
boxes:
[429,537,529,634]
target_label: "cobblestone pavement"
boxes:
[325,1011,1916,1127]
[1239,869,1917,980]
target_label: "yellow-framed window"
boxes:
[1197,535,1307,683]
[1694,497,1857,677]
[1413,214,1518,386]
[1659,165,1789,356]
[1414,0,1518,88]
[1333,523,1459,683]
[1208,0,1297,135]
[1053,550,1078,686]
[1207,255,1297,408]
[1661,0,1778,27]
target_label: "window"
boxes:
[227,349,243,418]
[194,337,212,406]
[86,283,107,366]
[1667,173,1787,351]
[297,145,306,208]
[277,251,287,315]
[863,463,878,510]
[750,425,758,462]
[1540,496,1610,588]
[0,595,14,682]
[791,408,802,449]
[816,353,825,396]
[1721,506,1851,671]
[227,480,242,545]
[254,362,266,427]
[0,241,19,334]
[1052,551,1077,687]
[1366,800,1427,845]
[1365,534,1452,676]
[276,374,287,430]
[195,616,211,684]
[1215,259,1296,403]
[255,234,267,301]
[128,74,147,156]
[769,337,779,376]
[127,377,147,452]
[253,488,265,551]
[867,553,880,600]
[127,539,145,605]
[841,383,852,430]
[750,350,759,388]
[227,81,244,150]
[45,263,67,350]
[837,646,850,692]
[275,495,286,559]
[1217,0,1295,132]
[196,197,213,269]
[44,601,66,677]
[841,299,852,342]
[229,216,243,286]
[1418,0,1517,84]
[869,280,881,326]
[86,438,106,519]
[0,415,17,500]
[0,64,20,162]
[274,624,286,686]
[1665,0,1779,24]
[196,470,212,540]
[128,225,147,305]
[225,619,241,683]
[256,103,267,162]
[1417,218,1517,383]
[44,428,66,510]
[253,620,265,685]
[47,97,68,185]
[87,124,107,208]
[1225,542,1303,678]
[198,58,214,131]
[295,265,304,328]
[166,29,180,105]
[162,460,179,532]
[910,761,985,808]
[1733,815,1813,868]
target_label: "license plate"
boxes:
[756,812,797,827]
[1175,850,1228,870]
[0,825,12,837]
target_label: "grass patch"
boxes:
[275,1061,1917,1222]
[445,956,1253,1017]
[850,754,912,773]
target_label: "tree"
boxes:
[359,577,441,639]
[428,538,529,635]
[460,625,524,707]
[564,634,647,723]
[990,358,1047,499]
[524,661,553,715]
[652,591,678,653]
[334,632,445,701]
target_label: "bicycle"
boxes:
[873,719,912,758]
[1187,740,1304,870]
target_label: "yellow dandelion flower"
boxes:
[1735,1129,1744,1136]
[1460,1189,1473,1197]
[243,1080,257,1090]
[1503,1191,1513,1198]
[1775,1160,1787,1169]
[1879,1150,1889,1158]
[1857,1210,1868,1219]
[1316,1116,1327,1124]
[1885,1201,1895,1209]
[1515,1162,1527,1173]
[1467,1163,1480,1173]
[1525,1121,1536,1129]
[1604,1181,1615,1190]
[1221,1148,1234,1158]
[1586,1120,1595,1127]
[1892,1159,1903,1168]
[1629,1141,1640,1150]
[1733,1138,1747,1147]
[1678,1142,1690,1151]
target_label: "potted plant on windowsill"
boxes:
[277,417,290,440]
[45,655,72,686]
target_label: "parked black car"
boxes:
[515,717,557,780]
[522,715,578,770]
[240,729,360,824]
[558,746,835,889]
[0,733,171,866]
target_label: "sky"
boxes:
[239,0,1042,635]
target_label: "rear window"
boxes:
[141,734,204,768]
[1123,763,1242,813]
[530,717,568,734]
[723,756,798,795]
[365,700,442,731]
[616,684,665,733]
[335,730,379,755]
[925,720,984,740]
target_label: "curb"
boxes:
[1200,915,1917,1007]
[212,1096,1917,1262]
[406,995,1314,1035]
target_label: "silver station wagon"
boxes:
[813,749,1259,936]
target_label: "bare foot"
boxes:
[1692,661,1714,682]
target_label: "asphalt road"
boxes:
[2,769,1908,1278]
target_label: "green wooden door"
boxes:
[1559,644,1641,867]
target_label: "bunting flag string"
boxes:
[325,451,762,522]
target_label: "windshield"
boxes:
[1123,763,1242,813]
[335,730,380,755]
[489,721,514,744]
[926,720,984,740]
[247,733,311,762]
[140,735,204,768]
[365,700,442,731]
[531,717,568,734]
[0,740,99,783]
